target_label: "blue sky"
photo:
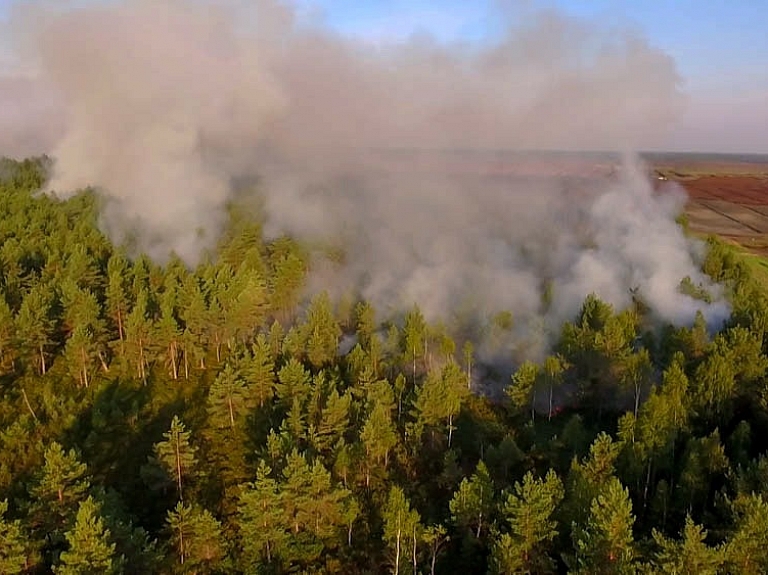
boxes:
[1,0,766,152]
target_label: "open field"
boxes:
[658,157,768,256]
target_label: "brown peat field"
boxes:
[649,153,768,266]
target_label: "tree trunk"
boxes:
[170,341,178,380]
[175,439,184,502]
[39,344,46,375]
[476,512,483,538]
[228,394,235,429]
[467,361,472,390]
[178,523,185,565]
[81,347,89,388]
[117,309,124,341]
[634,383,641,418]
[548,384,553,420]
[20,386,38,422]
[98,351,109,372]
[394,526,401,575]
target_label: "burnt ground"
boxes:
[675,174,768,255]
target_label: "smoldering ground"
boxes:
[0,0,729,359]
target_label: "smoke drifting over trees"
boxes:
[0,0,727,346]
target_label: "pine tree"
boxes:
[275,358,311,407]
[0,500,27,574]
[149,416,198,502]
[355,301,376,349]
[154,293,181,380]
[15,284,55,374]
[383,486,422,575]
[239,336,273,410]
[303,291,341,369]
[652,515,722,575]
[123,290,153,385]
[508,361,539,421]
[542,354,567,420]
[270,251,306,323]
[565,432,621,526]
[422,524,450,575]
[450,460,494,540]
[572,477,636,575]
[177,276,209,372]
[226,267,269,344]
[55,497,119,575]
[28,441,91,540]
[207,363,252,430]
[490,470,564,574]
[0,295,17,374]
[166,502,225,572]
[360,399,398,486]
[314,389,351,454]
[402,306,427,382]
[105,253,130,342]
[620,348,653,418]
[238,461,287,568]
[723,493,768,574]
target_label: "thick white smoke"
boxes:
[0,0,729,350]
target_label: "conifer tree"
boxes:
[166,502,225,572]
[28,442,91,537]
[55,497,119,575]
[450,461,494,540]
[723,493,768,574]
[238,462,287,568]
[490,470,564,574]
[383,486,422,575]
[275,358,311,407]
[360,399,398,485]
[15,284,55,374]
[207,363,252,430]
[244,334,275,407]
[303,291,341,369]
[0,500,27,574]
[651,515,722,575]
[149,416,198,502]
[105,253,130,342]
[572,477,636,575]
[0,295,17,374]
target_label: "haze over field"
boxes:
[0,0,730,354]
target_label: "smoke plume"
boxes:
[0,0,729,354]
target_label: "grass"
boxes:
[738,250,768,285]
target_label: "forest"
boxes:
[1,156,768,574]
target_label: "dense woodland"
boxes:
[2,157,768,574]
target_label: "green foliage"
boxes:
[0,500,27,574]
[450,461,494,540]
[166,502,225,573]
[651,515,723,574]
[0,158,768,572]
[490,470,564,574]
[146,416,198,502]
[382,486,421,575]
[571,477,636,574]
[55,497,119,575]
